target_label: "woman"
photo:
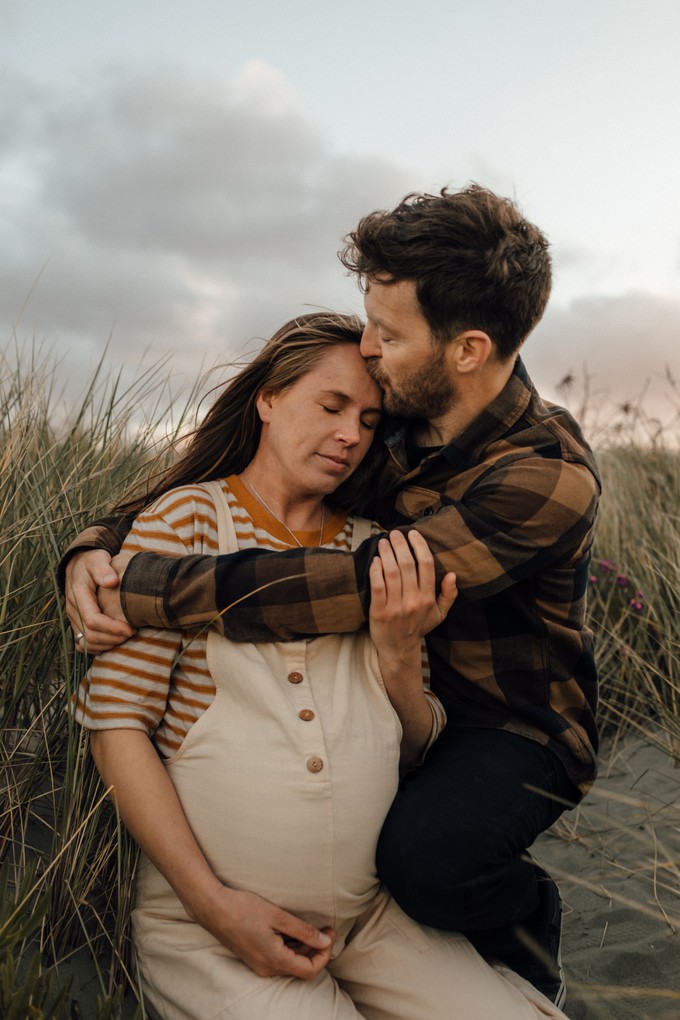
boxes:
[75,312,567,1019]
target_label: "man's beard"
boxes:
[366,351,457,419]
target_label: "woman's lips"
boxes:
[318,453,350,472]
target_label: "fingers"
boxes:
[110,551,135,579]
[233,898,335,980]
[72,616,134,654]
[437,571,458,619]
[369,551,388,612]
[279,939,334,979]
[70,602,135,653]
[66,580,104,634]
[405,530,435,594]
[370,530,457,630]
[371,531,417,613]
[275,917,336,979]
[378,530,432,602]
[66,550,135,653]
[277,912,334,954]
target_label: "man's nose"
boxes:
[360,322,381,359]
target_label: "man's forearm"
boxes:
[118,464,596,645]
[120,541,381,641]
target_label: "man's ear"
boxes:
[450,330,493,374]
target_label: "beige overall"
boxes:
[132,482,564,1020]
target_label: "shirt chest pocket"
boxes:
[394,486,443,522]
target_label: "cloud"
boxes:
[524,292,680,439]
[1,62,416,392]
[2,60,677,440]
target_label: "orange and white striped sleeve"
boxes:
[73,485,219,735]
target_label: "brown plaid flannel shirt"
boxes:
[61,358,601,795]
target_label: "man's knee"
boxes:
[375,795,542,932]
[376,824,475,929]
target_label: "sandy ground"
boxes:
[534,735,680,1020]
[61,734,680,1019]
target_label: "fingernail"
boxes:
[318,932,332,945]
[101,572,117,583]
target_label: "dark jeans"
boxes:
[376,727,577,958]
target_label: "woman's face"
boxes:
[256,344,383,499]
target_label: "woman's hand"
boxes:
[193,886,335,979]
[369,530,457,649]
[369,530,456,764]
[91,729,334,980]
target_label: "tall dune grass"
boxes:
[1,345,197,1018]
[1,347,678,1017]
[588,444,680,757]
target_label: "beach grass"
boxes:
[1,346,678,1018]
[1,344,197,1017]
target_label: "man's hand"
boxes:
[65,549,136,653]
[193,886,336,979]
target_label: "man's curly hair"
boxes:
[340,184,552,360]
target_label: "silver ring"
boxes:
[74,631,84,643]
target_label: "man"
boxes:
[62,184,600,1006]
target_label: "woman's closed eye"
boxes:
[322,403,380,431]
[360,417,379,431]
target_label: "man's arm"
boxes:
[120,541,378,640]
[71,453,598,648]
[119,455,598,641]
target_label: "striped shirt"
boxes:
[74,476,440,757]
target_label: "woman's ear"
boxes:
[256,388,275,423]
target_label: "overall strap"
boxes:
[350,515,372,551]
[201,480,238,555]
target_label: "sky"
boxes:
[2,0,679,436]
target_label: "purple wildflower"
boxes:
[616,574,629,587]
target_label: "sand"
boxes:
[534,734,680,1020]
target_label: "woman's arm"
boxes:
[369,530,457,766]
[90,729,335,979]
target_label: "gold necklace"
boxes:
[242,469,326,548]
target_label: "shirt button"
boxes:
[288,671,304,684]
[306,756,324,773]
[299,709,315,721]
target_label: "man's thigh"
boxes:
[375,728,575,927]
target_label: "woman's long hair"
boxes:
[114,311,385,517]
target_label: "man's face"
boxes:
[360,278,458,420]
